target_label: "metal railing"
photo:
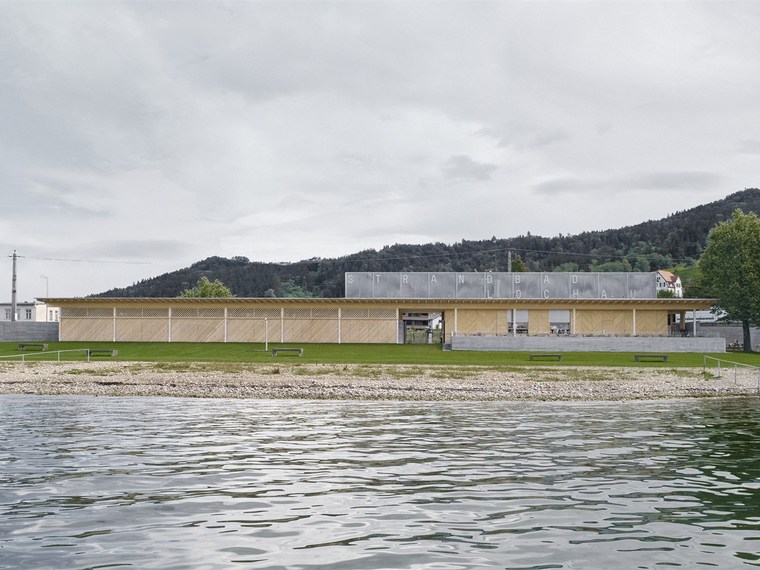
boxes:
[703,355,760,392]
[0,349,93,363]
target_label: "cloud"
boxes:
[737,140,760,154]
[534,172,726,196]
[2,1,760,299]
[490,125,572,150]
[441,155,498,181]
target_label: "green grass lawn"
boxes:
[1,341,759,368]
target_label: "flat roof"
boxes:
[41,297,717,309]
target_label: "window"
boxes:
[508,309,529,334]
[25,309,33,320]
[4,309,10,320]
[549,310,571,335]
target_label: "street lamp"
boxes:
[40,275,49,322]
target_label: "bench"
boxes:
[18,343,48,351]
[634,354,668,362]
[272,347,304,357]
[529,353,563,361]
[87,349,119,358]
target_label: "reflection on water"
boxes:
[2,395,760,569]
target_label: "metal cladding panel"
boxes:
[345,273,401,298]
[373,274,401,298]
[512,273,541,298]
[429,273,457,298]
[628,273,657,298]
[346,271,658,299]
[544,273,571,298]
[456,273,485,298]
[598,273,627,299]
[400,273,429,298]
[492,274,512,298]
[570,274,598,298]
[345,273,374,297]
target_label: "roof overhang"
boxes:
[40,297,718,310]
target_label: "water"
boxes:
[2,395,760,569]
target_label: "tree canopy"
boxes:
[179,276,235,298]
[698,209,760,351]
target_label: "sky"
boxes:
[2,1,759,301]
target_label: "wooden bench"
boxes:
[87,349,119,358]
[272,347,304,357]
[634,354,668,362]
[18,343,48,351]
[529,353,562,361]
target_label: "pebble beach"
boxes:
[1,361,758,401]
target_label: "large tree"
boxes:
[698,209,760,352]
[179,276,235,298]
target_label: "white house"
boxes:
[0,301,59,322]
[656,270,683,298]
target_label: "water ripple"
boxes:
[2,395,760,569]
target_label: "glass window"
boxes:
[508,309,529,334]
[25,309,33,320]
[549,309,571,335]
[4,309,10,320]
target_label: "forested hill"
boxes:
[96,188,760,299]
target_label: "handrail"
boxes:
[703,355,760,393]
[0,349,92,363]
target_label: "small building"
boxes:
[0,301,59,322]
[656,270,683,298]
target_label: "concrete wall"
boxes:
[451,334,726,353]
[0,322,60,342]
[692,324,760,351]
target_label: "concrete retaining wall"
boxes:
[0,322,60,342]
[451,335,726,353]
[694,324,760,351]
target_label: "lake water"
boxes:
[1,395,760,569]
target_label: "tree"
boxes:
[698,209,760,352]
[511,256,529,272]
[179,276,235,298]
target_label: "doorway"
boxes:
[401,312,444,344]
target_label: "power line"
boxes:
[8,254,149,265]
[317,244,699,266]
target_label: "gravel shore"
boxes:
[1,361,758,401]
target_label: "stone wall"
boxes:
[0,322,60,342]
[451,335,726,353]
[692,324,760,351]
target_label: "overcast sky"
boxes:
[2,1,759,300]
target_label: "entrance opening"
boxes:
[401,312,443,344]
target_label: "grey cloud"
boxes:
[441,155,497,181]
[737,140,760,154]
[2,1,759,300]
[79,240,193,261]
[534,172,725,196]
[495,127,571,149]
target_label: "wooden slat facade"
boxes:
[46,297,714,344]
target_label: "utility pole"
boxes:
[507,250,512,273]
[11,250,18,321]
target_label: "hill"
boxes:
[95,188,760,299]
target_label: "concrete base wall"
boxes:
[451,335,726,353]
[694,324,760,351]
[0,322,60,342]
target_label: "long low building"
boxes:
[42,294,722,352]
